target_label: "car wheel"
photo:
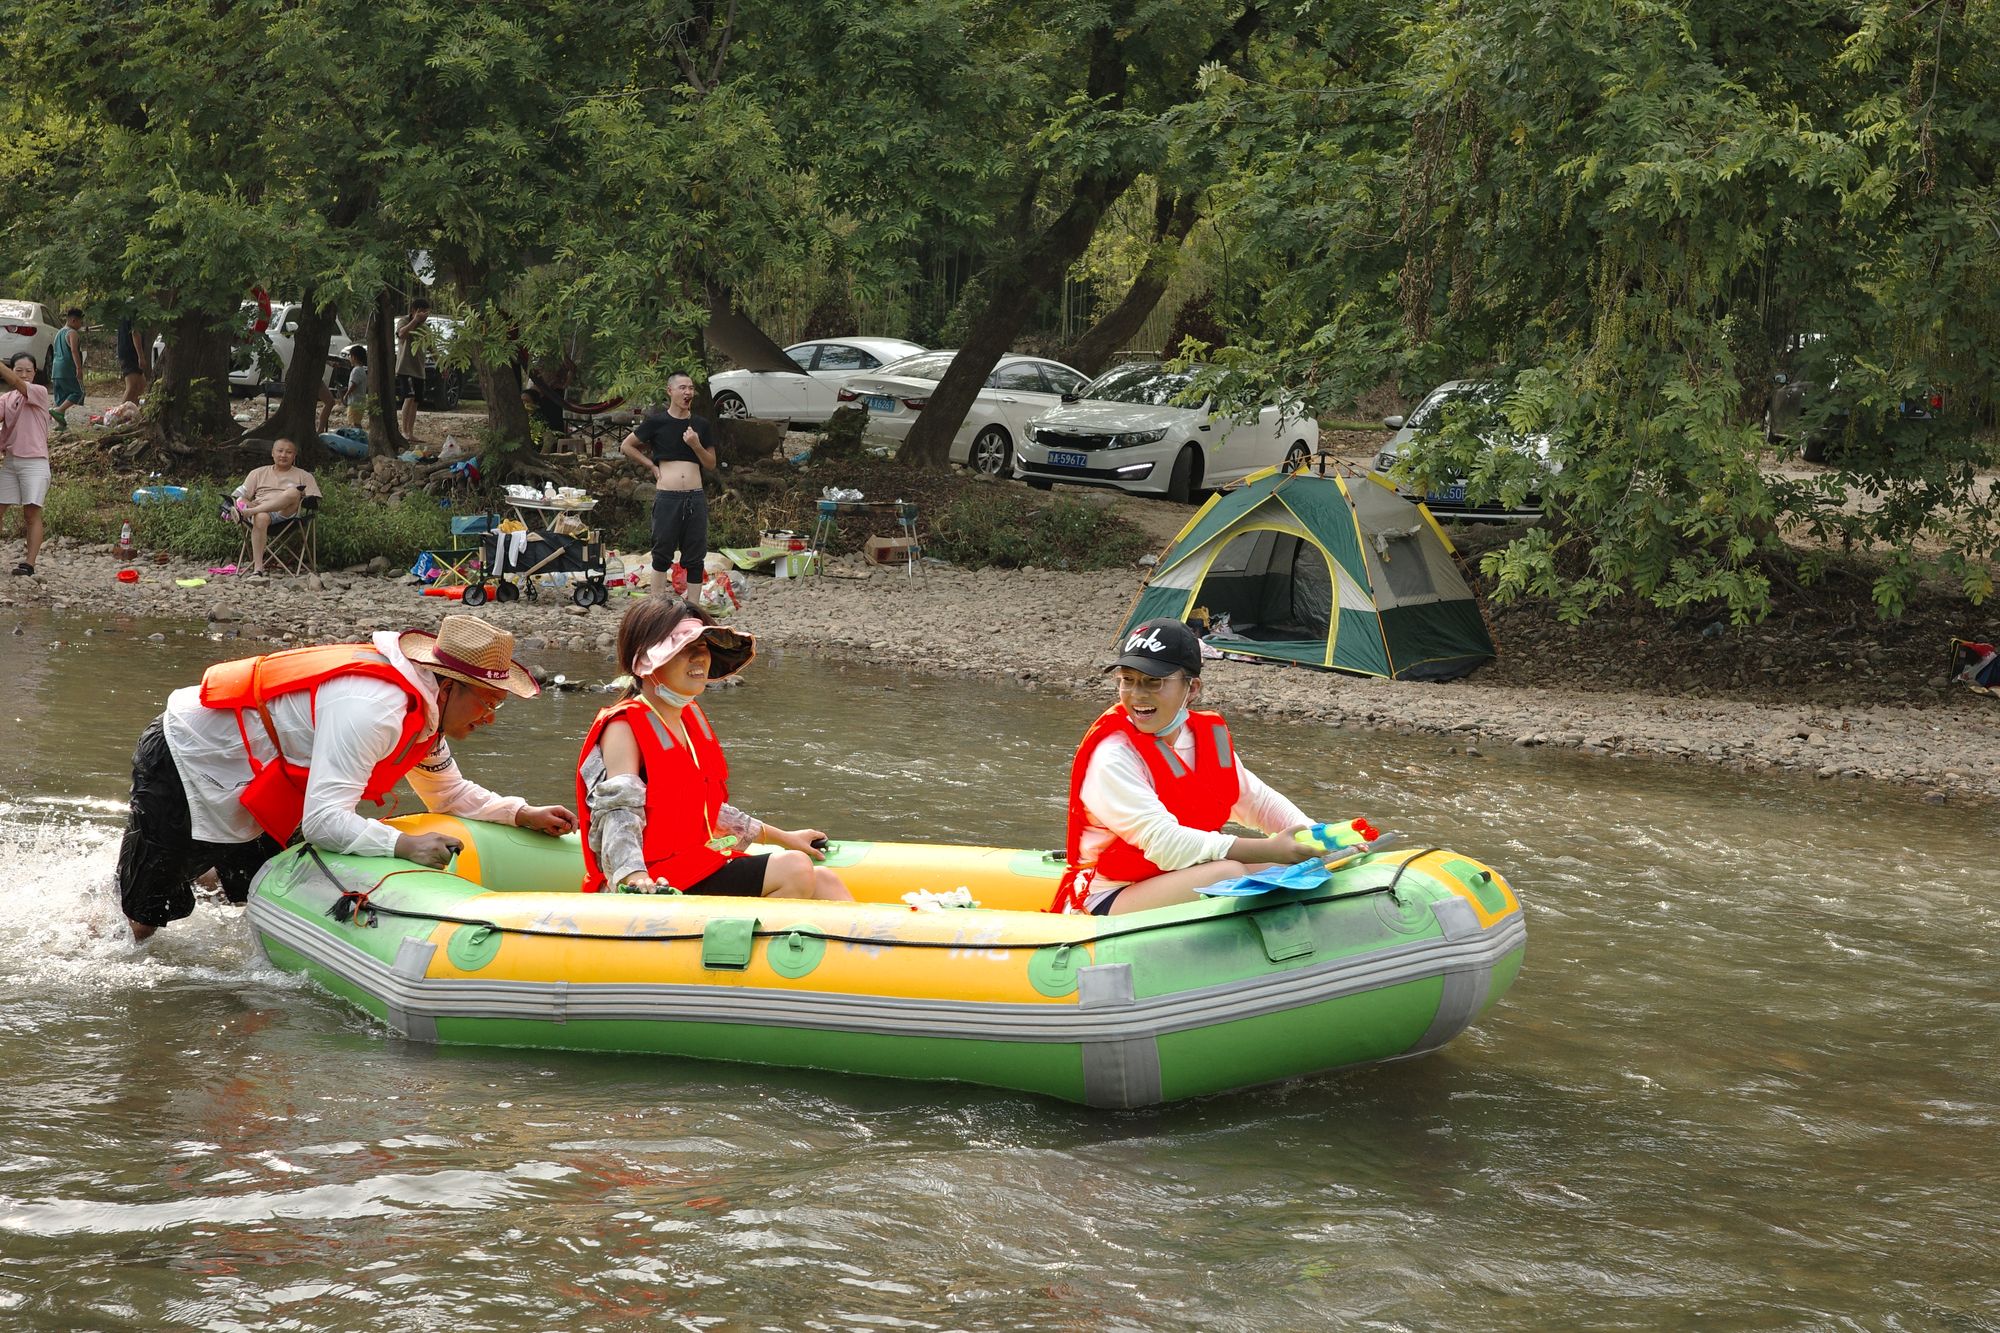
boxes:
[427,372,461,412]
[1283,440,1311,473]
[1166,445,1201,504]
[1025,477,1053,491]
[461,582,488,607]
[713,391,749,419]
[971,426,1013,478]
[1802,437,1828,465]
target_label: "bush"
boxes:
[925,490,1151,571]
[44,472,454,568]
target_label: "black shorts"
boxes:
[683,855,769,897]
[395,374,424,404]
[650,489,709,574]
[114,717,283,928]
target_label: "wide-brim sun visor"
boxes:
[635,619,756,681]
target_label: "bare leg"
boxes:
[1105,859,1271,914]
[762,850,850,900]
[651,566,673,596]
[400,394,418,442]
[811,867,852,900]
[123,372,145,404]
[22,504,42,567]
[250,512,271,572]
[128,919,157,943]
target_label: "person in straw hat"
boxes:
[115,615,576,942]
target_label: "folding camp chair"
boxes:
[412,543,485,596]
[236,496,319,576]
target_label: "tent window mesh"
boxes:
[1192,531,1332,641]
[1380,534,1436,600]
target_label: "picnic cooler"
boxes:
[466,522,610,608]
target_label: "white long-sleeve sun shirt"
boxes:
[1076,723,1308,910]
[160,631,526,855]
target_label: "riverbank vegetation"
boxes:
[4,0,1995,625]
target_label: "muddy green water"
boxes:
[0,610,1994,1330]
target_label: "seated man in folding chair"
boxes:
[224,437,321,575]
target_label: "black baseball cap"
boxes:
[1108,618,1202,678]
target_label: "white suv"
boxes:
[154,301,355,396]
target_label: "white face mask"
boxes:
[1161,704,1190,735]
[650,680,698,709]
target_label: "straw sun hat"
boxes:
[399,615,541,698]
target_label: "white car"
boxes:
[0,301,58,376]
[1014,362,1321,502]
[1370,379,1552,521]
[153,300,355,396]
[708,337,925,424]
[838,351,1091,474]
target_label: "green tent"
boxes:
[1121,466,1494,681]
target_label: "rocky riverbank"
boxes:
[7,537,1996,803]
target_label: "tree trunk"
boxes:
[366,288,407,457]
[153,310,238,451]
[896,173,1140,468]
[476,352,535,479]
[1061,191,1200,375]
[246,293,339,466]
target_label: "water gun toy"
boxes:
[1295,818,1380,856]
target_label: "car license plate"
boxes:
[1431,482,1468,505]
[1047,450,1088,468]
[863,394,896,413]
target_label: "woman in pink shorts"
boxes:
[0,352,52,576]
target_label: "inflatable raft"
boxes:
[246,815,1525,1108]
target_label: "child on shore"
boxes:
[1053,618,1323,915]
[575,598,850,900]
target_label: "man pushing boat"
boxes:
[115,615,577,943]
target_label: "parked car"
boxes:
[1013,362,1320,502]
[1370,380,1552,522]
[410,315,478,409]
[1764,339,1940,464]
[708,337,926,424]
[839,351,1091,474]
[0,301,57,377]
[153,301,355,396]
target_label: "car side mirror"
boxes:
[1383,415,1405,430]
[1771,373,1788,386]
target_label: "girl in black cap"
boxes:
[1053,617,1323,915]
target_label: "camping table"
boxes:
[809,499,922,576]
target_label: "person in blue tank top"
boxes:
[46,309,84,432]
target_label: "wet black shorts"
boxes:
[114,717,283,928]
[683,855,769,898]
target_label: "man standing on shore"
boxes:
[115,615,577,942]
[394,297,431,444]
[115,313,147,404]
[47,309,85,433]
[619,371,717,596]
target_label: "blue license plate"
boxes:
[1430,482,1468,505]
[863,394,896,413]
[1047,450,1089,468]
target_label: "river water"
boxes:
[0,609,1993,1330]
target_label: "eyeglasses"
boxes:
[1114,671,1185,698]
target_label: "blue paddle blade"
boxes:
[1195,838,1394,898]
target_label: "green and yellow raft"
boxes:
[247,815,1526,1108]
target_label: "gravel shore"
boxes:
[7,538,1996,803]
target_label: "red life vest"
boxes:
[576,696,740,893]
[1051,705,1240,913]
[197,643,434,843]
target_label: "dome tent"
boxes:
[1120,465,1494,681]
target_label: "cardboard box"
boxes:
[864,535,919,566]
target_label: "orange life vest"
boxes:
[576,696,740,893]
[1052,705,1240,913]
[197,643,433,843]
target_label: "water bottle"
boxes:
[115,521,136,563]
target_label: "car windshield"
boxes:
[1406,382,1502,432]
[1082,364,1195,406]
[878,351,956,382]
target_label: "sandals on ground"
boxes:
[10,563,33,576]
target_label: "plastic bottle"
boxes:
[1295,818,1379,854]
[115,522,136,563]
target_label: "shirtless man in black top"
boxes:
[619,371,717,596]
